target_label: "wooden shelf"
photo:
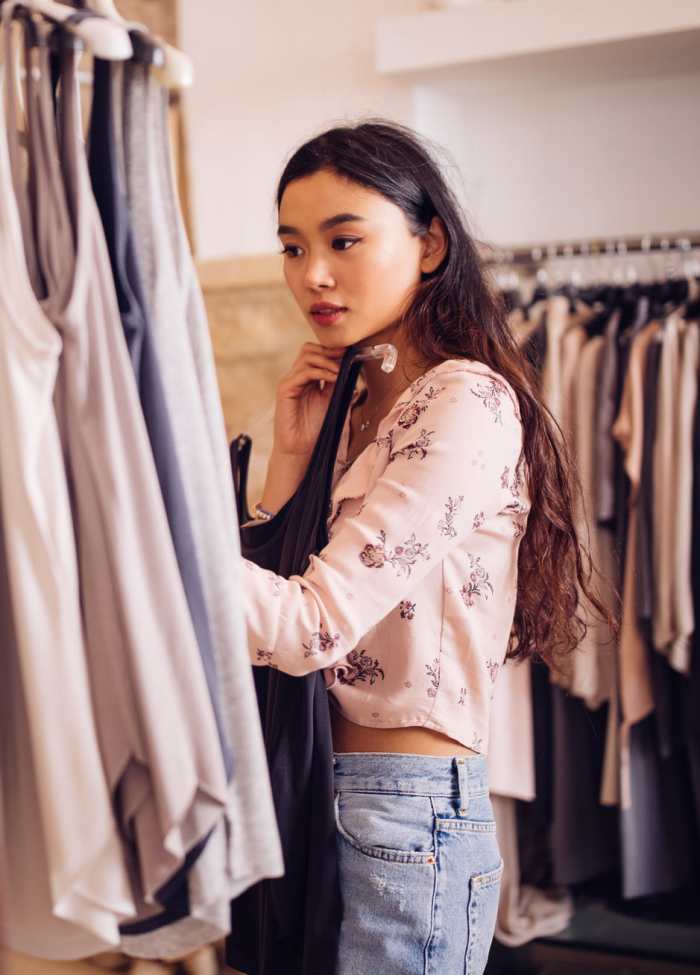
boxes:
[375,0,700,81]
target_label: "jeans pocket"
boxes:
[334,791,436,863]
[465,859,504,975]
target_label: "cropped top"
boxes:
[241,358,530,753]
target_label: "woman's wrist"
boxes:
[260,448,311,515]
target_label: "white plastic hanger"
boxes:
[2,0,133,59]
[87,0,193,89]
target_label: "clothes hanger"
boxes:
[1,0,132,60]
[67,0,162,65]
[85,0,193,88]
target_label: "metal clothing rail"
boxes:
[481,231,700,267]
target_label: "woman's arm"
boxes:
[258,449,311,516]
[240,364,525,676]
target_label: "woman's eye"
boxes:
[280,244,302,257]
[332,237,360,251]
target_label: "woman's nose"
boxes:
[304,254,335,291]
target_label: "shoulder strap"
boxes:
[229,433,253,525]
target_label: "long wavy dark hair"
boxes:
[276,120,617,668]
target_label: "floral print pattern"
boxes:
[460,554,494,608]
[389,428,434,463]
[302,629,341,658]
[471,377,507,425]
[375,431,394,452]
[437,495,464,538]
[243,359,528,757]
[397,385,443,429]
[426,657,441,698]
[338,650,385,686]
[359,529,431,578]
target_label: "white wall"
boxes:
[180,1,700,259]
[415,70,700,248]
[179,0,420,260]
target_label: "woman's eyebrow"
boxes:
[277,213,366,236]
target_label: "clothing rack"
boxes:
[481,231,700,267]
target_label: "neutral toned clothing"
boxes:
[46,48,228,904]
[669,322,699,673]
[243,359,529,754]
[653,313,682,655]
[595,309,622,523]
[571,335,616,708]
[492,797,572,949]
[489,660,535,802]
[612,321,660,805]
[0,49,132,956]
[120,63,282,956]
[88,57,233,779]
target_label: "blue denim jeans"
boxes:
[333,752,502,975]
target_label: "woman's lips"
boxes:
[310,307,348,326]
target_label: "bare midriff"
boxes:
[330,706,478,757]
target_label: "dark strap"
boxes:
[229,433,253,525]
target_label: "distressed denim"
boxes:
[333,752,502,975]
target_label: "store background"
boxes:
[3,1,700,973]
[181,0,700,502]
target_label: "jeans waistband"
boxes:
[332,752,489,799]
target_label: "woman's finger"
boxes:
[279,366,339,395]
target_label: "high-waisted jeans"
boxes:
[333,752,502,975]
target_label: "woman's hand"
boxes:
[272,342,345,457]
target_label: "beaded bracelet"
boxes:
[253,501,274,522]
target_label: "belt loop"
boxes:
[455,757,469,815]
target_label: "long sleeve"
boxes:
[241,363,525,677]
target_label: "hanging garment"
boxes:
[0,44,132,956]
[88,56,233,783]
[571,334,616,708]
[595,309,622,526]
[653,313,682,657]
[489,660,535,802]
[119,61,281,958]
[492,796,572,949]
[670,322,699,672]
[22,35,229,914]
[685,319,700,824]
[612,320,660,801]
[612,319,698,897]
[489,661,572,949]
[227,349,365,975]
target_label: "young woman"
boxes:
[240,121,609,974]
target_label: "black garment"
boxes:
[87,59,231,926]
[550,690,618,886]
[226,350,364,975]
[621,715,698,899]
[516,661,553,889]
[636,341,661,637]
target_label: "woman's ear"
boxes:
[420,217,448,275]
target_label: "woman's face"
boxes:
[277,169,429,348]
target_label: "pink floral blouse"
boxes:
[241,358,529,753]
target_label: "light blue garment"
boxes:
[333,752,503,975]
